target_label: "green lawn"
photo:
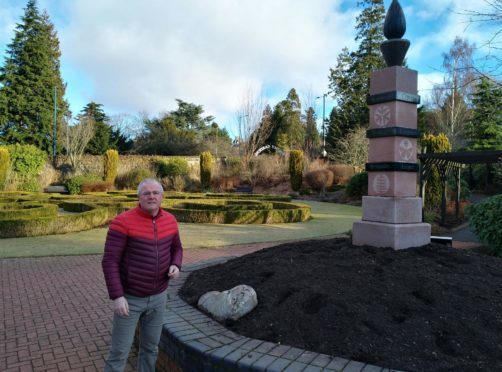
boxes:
[0,201,361,258]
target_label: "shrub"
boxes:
[7,144,46,192]
[81,181,114,193]
[200,152,214,190]
[220,157,242,177]
[420,133,451,208]
[103,149,119,184]
[17,178,41,192]
[249,155,288,187]
[328,164,356,186]
[305,169,334,193]
[7,144,46,177]
[345,172,368,198]
[156,158,189,180]
[211,175,240,192]
[0,147,10,191]
[65,174,102,194]
[466,194,502,256]
[289,150,304,191]
[115,168,155,190]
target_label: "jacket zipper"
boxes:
[153,218,159,291]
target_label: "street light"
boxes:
[316,93,329,158]
[237,114,248,156]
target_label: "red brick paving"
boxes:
[0,238,481,371]
[0,243,274,371]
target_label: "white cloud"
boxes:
[57,0,356,131]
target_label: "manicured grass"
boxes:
[0,201,361,258]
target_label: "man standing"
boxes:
[102,178,183,371]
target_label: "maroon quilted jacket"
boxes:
[102,206,183,300]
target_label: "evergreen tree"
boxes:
[170,99,215,130]
[327,0,385,152]
[79,102,112,155]
[268,89,305,150]
[0,0,68,153]
[303,107,320,158]
[467,77,502,150]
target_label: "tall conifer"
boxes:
[0,0,68,154]
[327,0,385,153]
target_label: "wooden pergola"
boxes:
[418,150,502,225]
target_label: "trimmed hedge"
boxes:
[0,191,311,237]
[165,200,310,224]
[0,202,113,238]
[0,202,58,220]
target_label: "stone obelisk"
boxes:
[352,0,431,250]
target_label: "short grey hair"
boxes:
[137,178,164,195]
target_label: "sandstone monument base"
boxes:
[352,220,431,250]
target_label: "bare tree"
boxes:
[109,112,147,139]
[429,37,477,149]
[236,87,273,167]
[329,126,368,169]
[61,115,95,170]
[462,0,502,80]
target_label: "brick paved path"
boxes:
[0,238,477,371]
[0,243,276,372]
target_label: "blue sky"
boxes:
[1,0,500,137]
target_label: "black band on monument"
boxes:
[366,162,419,172]
[366,127,420,138]
[367,91,420,105]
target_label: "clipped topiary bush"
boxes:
[289,150,304,192]
[0,147,10,191]
[115,168,155,190]
[345,172,368,198]
[103,149,119,184]
[466,194,502,256]
[200,151,214,190]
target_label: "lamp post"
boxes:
[316,93,328,158]
[237,114,248,156]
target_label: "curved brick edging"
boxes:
[159,258,400,372]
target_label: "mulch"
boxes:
[179,237,502,372]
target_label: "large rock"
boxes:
[197,285,258,322]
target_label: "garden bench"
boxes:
[430,236,453,246]
[234,185,253,194]
[44,185,68,193]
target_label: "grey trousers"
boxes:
[104,290,167,372]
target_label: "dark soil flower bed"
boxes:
[179,238,502,372]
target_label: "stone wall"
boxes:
[52,155,201,178]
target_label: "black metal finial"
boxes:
[384,0,406,39]
[380,0,410,67]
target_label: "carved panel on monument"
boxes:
[369,101,417,129]
[368,172,417,197]
[368,137,417,163]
